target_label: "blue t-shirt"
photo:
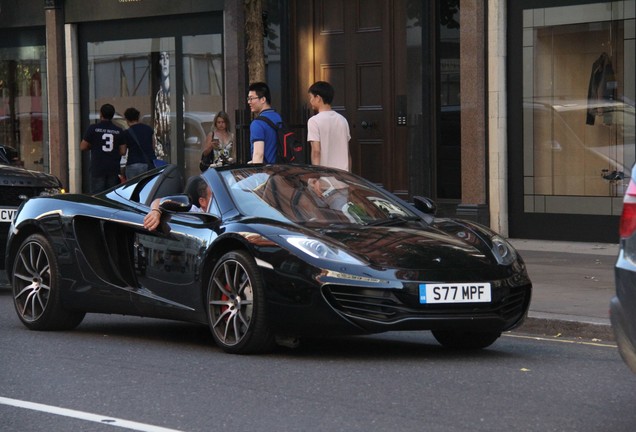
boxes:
[124,123,156,165]
[82,120,124,177]
[250,108,281,164]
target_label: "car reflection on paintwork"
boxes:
[525,98,635,193]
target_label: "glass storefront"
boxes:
[81,15,223,182]
[0,43,48,172]
[183,35,224,177]
[522,1,635,216]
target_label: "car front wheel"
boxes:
[432,329,501,349]
[12,233,85,330]
[206,250,274,354]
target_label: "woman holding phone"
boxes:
[201,111,235,170]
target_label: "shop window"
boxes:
[87,38,177,165]
[0,46,48,172]
[87,35,225,180]
[182,34,224,179]
[522,1,635,215]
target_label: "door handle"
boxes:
[361,120,375,129]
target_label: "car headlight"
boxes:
[39,187,64,197]
[283,235,364,264]
[491,235,517,265]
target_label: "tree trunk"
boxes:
[245,0,265,83]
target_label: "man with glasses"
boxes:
[247,82,281,164]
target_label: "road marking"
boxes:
[0,396,184,432]
[505,333,617,348]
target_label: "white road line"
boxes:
[0,396,184,432]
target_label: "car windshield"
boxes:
[219,165,419,225]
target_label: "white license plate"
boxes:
[0,207,17,222]
[419,283,492,304]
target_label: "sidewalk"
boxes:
[509,238,618,341]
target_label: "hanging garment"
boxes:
[586,52,617,125]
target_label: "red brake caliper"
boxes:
[220,285,230,319]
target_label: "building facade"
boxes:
[0,0,633,243]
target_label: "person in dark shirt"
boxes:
[121,107,156,180]
[80,103,124,193]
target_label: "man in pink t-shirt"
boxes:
[307,81,351,171]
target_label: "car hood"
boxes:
[317,224,495,271]
[0,163,61,187]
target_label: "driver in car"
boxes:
[143,176,212,231]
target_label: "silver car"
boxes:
[611,162,636,373]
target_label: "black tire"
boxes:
[206,250,274,354]
[432,329,501,349]
[12,233,85,330]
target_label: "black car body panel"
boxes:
[0,145,63,269]
[6,164,532,352]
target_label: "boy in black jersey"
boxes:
[80,103,124,193]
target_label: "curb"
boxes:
[515,313,614,342]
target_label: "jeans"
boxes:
[91,174,119,193]
[126,163,149,180]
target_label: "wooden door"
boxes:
[311,0,395,189]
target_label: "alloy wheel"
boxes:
[13,239,52,323]
[209,258,255,347]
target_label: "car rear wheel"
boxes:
[432,329,501,349]
[12,233,85,330]
[206,250,274,354]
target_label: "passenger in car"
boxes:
[307,176,349,210]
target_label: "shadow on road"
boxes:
[0,276,518,361]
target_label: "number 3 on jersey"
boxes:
[101,133,114,152]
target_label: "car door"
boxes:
[132,212,218,320]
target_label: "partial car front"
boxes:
[611,163,636,373]
[0,146,64,270]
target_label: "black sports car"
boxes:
[6,164,532,354]
[0,145,64,270]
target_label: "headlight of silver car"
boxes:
[39,187,65,196]
[491,235,517,265]
[283,235,364,264]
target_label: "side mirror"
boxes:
[413,196,437,215]
[159,195,192,213]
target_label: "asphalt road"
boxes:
[1,288,635,432]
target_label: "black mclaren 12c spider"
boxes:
[6,164,532,354]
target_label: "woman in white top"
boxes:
[203,111,235,166]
